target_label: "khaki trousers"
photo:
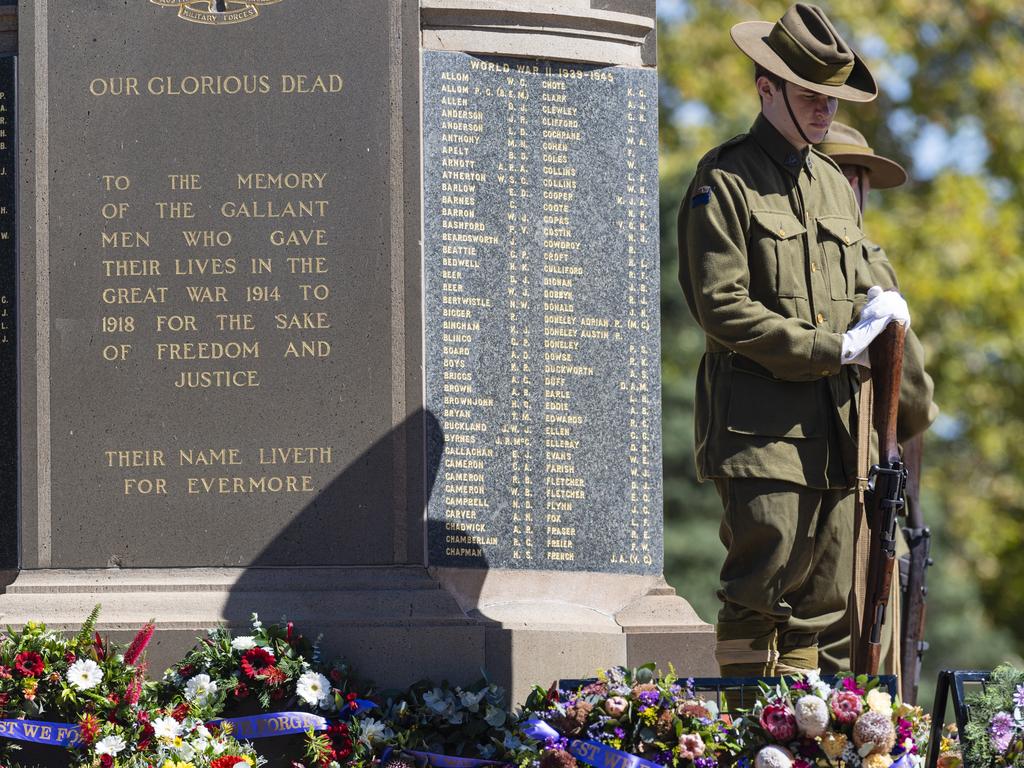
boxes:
[714,478,855,674]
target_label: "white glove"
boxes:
[859,285,911,328]
[841,286,911,366]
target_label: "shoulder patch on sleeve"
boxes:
[690,185,713,208]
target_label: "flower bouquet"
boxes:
[958,663,1024,767]
[378,678,534,768]
[157,614,371,768]
[115,707,265,768]
[737,672,929,768]
[0,605,157,768]
[519,665,740,768]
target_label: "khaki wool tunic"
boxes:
[678,115,876,490]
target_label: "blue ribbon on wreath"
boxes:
[522,719,666,768]
[210,699,376,739]
[0,719,85,747]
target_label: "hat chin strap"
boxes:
[782,82,813,148]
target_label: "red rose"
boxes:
[212,756,247,768]
[100,754,113,768]
[14,651,44,677]
[65,652,77,664]
[760,701,798,742]
[240,648,276,679]
[171,703,190,722]
[178,664,195,678]
[830,691,864,725]
[234,682,250,699]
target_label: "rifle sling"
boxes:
[851,367,872,654]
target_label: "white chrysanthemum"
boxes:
[866,688,892,714]
[795,694,831,738]
[66,659,104,691]
[458,689,486,711]
[153,716,182,740]
[185,673,218,704]
[95,735,127,756]
[358,718,393,747]
[805,669,833,699]
[296,671,332,707]
[230,636,257,651]
[755,746,793,768]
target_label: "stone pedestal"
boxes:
[0,0,716,700]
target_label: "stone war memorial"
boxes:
[0,0,715,701]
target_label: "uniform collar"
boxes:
[751,113,817,179]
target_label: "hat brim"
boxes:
[818,149,908,189]
[731,21,878,103]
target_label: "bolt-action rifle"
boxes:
[854,322,908,676]
[898,434,931,704]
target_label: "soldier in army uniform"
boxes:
[677,4,912,677]
[815,121,939,673]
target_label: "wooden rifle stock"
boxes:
[854,321,907,676]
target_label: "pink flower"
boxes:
[760,701,798,742]
[678,733,706,760]
[830,691,864,725]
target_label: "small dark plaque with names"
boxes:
[423,51,662,574]
[0,55,14,568]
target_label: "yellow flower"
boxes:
[865,689,892,714]
[863,754,893,768]
[819,732,847,759]
[640,709,657,725]
[163,761,196,768]
[238,758,254,767]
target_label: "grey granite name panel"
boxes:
[37,1,393,567]
[423,51,662,574]
[0,55,13,568]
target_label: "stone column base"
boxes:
[0,566,484,688]
[434,568,716,702]
[0,567,715,702]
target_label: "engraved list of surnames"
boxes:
[423,52,662,574]
[42,4,393,566]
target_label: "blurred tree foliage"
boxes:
[656,0,1024,682]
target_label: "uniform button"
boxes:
[821,370,831,376]
[816,312,826,324]
[810,262,818,272]
[844,234,851,245]
[778,227,786,237]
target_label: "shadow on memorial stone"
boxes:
[222,408,491,686]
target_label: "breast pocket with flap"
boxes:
[751,210,807,299]
[817,215,865,300]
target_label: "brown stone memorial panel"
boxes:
[38,1,393,567]
[423,51,662,574]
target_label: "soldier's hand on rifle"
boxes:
[841,286,912,367]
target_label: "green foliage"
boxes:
[658,1,1024,665]
[962,664,1024,767]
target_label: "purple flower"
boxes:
[989,712,1015,754]
[686,678,696,699]
[791,681,810,691]
[694,758,718,768]
[638,690,660,708]
[1014,684,1024,710]
[545,736,570,751]
[652,750,673,766]
[614,727,625,739]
